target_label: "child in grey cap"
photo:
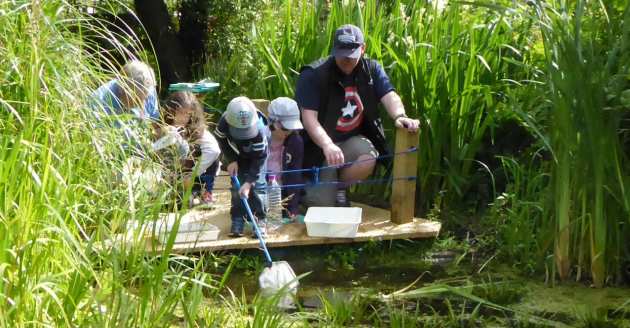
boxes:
[214,96,270,238]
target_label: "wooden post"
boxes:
[251,99,270,116]
[391,128,419,224]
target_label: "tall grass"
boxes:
[533,0,630,286]
[228,0,543,209]
[0,1,223,325]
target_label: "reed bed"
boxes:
[1,0,628,326]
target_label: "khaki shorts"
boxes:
[303,135,378,207]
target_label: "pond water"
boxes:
[220,240,630,326]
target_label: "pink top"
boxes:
[267,141,284,182]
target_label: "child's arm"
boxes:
[152,125,189,156]
[193,130,221,174]
[214,119,238,166]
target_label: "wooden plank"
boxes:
[149,201,440,253]
[390,127,419,224]
[112,173,439,254]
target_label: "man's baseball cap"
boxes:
[332,24,364,59]
[224,96,259,140]
[268,97,303,130]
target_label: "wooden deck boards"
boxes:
[156,202,440,253]
[119,175,440,253]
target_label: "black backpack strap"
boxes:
[298,57,333,170]
[360,58,393,173]
[300,56,333,124]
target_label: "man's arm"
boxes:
[381,91,420,132]
[302,109,345,166]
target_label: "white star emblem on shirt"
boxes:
[341,101,357,118]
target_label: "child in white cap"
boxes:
[214,96,270,237]
[267,97,304,220]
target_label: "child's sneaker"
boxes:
[188,191,201,208]
[201,191,214,204]
[229,218,245,238]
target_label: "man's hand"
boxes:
[303,109,345,166]
[395,116,420,133]
[323,143,344,166]
[382,92,420,133]
[239,182,252,198]
[227,162,238,176]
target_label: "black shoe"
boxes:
[335,188,350,207]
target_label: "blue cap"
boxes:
[332,24,364,59]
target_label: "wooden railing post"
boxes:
[252,99,270,116]
[391,128,419,224]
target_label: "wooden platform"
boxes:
[156,203,441,253]
[111,174,440,253]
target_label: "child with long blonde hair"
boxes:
[158,91,220,206]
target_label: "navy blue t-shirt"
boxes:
[295,58,394,141]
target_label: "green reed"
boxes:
[0,1,226,325]
[533,0,630,286]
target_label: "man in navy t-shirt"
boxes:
[295,24,420,207]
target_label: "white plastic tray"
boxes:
[304,207,362,238]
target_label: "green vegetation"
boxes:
[0,1,220,325]
[1,0,629,326]
[210,0,629,286]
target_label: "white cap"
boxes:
[268,97,303,130]
[225,96,259,139]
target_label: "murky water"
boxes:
[223,241,465,304]
[218,241,630,326]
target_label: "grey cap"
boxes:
[332,24,365,59]
[225,96,259,140]
[268,97,303,130]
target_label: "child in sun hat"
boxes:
[214,96,270,237]
[266,97,304,220]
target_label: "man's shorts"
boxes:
[303,135,378,207]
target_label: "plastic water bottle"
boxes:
[267,175,283,231]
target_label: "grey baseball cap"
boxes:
[332,24,365,59]
[268,97,303,130]
[225,96,259,140]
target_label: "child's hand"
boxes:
[239,182,252,198]
[227,162,238,176]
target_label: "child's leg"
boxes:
[229,176,246,237]
[248,184,266,221]
[200,161,220,193]
[247,157,268,221]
